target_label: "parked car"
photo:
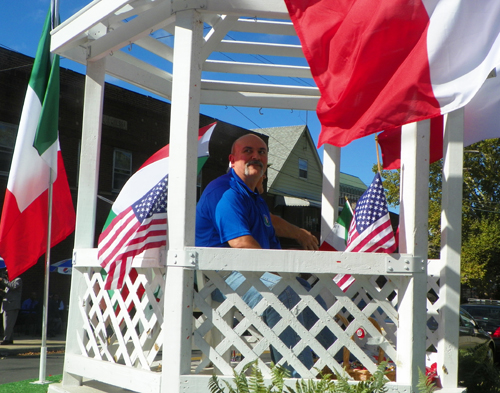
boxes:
[461,299,500,357]
[426,307,495,362]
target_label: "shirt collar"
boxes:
[230,168,259,196]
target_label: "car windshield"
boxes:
[463,305,500,320]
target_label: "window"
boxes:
[113,149,132,192]
[0,122,17,176]
[299,158,308,179]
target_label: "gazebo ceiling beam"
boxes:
[203,60,312,78]
[86,4,175,61]
[51,0,136,54]
[199,90,318,110]
[216,40,304,57]
[199,0,290,19]
[200,80,318,96]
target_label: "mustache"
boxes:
[245,160,263,168]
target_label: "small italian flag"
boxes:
[320,200,353,252]
[0,9,75,279]
[320,200,355,292]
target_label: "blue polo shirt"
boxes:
[196,169,280,249]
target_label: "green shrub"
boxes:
[458,344,500,393]
[208,361,390,393]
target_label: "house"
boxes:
[256,125,367,246]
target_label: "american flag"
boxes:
[98,176,168,290]
[98,122,216,290]
[345,172,396,253]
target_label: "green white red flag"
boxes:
[0,9,75,279]
[320,201,353,252]
[98,122,216,289]
[285,0,500,147]
[320,201,355,291]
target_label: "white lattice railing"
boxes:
[63,249,455,392]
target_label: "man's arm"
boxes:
[228,235,262,249]
[270,214,319,250]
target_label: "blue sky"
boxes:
[1,1,384,200]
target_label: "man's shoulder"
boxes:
[199,172,234,203]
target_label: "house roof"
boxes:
[339,172,368,190]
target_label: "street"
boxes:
[0,352,64,385]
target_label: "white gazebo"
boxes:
[48,1,465,392]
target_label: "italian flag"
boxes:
[320,201,353,252]
[320,201,355,292]
[285,0,500,147]
[102,122,217,229]
[0,10,75,279]
[99,122,216,292]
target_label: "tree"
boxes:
[376,138,500,296]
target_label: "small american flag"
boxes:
[345,172,396,253]
[98,176,168,290]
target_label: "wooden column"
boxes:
[162,9,203,393]
[320,144,341,243]
[397,120,430,389]
[438,108,464,388]
[63,57,106,386]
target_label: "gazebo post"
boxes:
[438,107,464,387]
[63,57,106,387]
[320,144,341,242]
[162,9,203,393]
[397,119,430,389]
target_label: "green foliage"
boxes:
[209,361,291,393]
[458,344,500,393]
[375,139,500,292]
[416,369,437,393]
[208,361,390,393]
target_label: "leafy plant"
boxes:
[416,369,437,393]
[208,361,390,393]
[458,344,500,393]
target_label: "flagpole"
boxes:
[375,134,382,173]
[34,0,59,385]
[33,174,54,385]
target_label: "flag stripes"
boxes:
[345,173,396,254]
[346,217,396,253]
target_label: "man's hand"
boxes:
[270,214,319,250]
[295,228,319,250]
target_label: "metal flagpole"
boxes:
[32,0,59,385]
[32,175,54,385]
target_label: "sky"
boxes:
[0,1,384,203]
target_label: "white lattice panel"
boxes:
[426,259,444,354]
[192,270,400,380]
[75,267,166,370]
[65,258,447,388]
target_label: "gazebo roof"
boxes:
[51,0,319,111]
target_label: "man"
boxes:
[0,269,22,345]
[196,133,332,376]
[197,133,318,250]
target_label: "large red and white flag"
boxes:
[285,0,500,147]
[346,173,396,253]
[0,9,75,279]
[98,123,216,290]
[378,66,500,170]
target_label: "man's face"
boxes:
[230,135,268,181]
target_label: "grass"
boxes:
[0,375,62,393]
